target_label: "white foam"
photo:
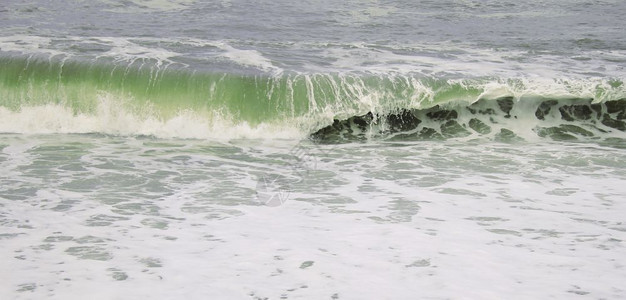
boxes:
[0,35,286,73]
[311,41,626,79]
[0,93,304,140]
[214,42,282,74]
[0,36,65,57]
[2,137,625,299]
[3,34,624,80]
[88,37,181,68]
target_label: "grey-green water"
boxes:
[2,1,626,299]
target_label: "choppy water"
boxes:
[2,0,626,299]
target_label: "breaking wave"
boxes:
[1,56,625,141]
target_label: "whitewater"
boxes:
[1,0,626,299]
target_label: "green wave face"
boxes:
[1,56,625,140]
[0,56,487,118]
[0,57,310,123]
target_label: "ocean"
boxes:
[1,0,626,299]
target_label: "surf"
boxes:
[312,97,626,142]
[1,56,625,141]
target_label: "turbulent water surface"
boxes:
[1,0,626,299]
